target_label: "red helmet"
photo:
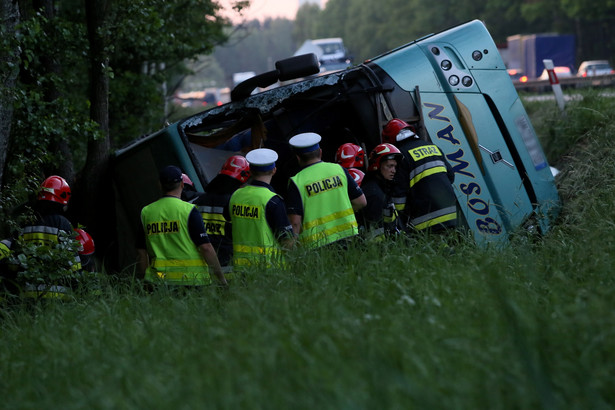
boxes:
[368,143,402,172]
[347,168,365,187]
[181,173,194,187]
[220,155,251,184]
[74,228,95,256]
[335,143,365,169]
[382,118,416,144]
[38,176,71,205]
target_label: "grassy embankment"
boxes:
[1,90,614,409]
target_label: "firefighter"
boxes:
[358,143,404,239]
[286,132,366,248]
[136,165,227,287]
[228,149,294,269]
[193,155,250,272]
[74,228,96,272]
[17,175,82,299]
[382,118,458,232]
[0,238,14,298]
[335,143,366,170]
[0,239,11,262]
[180,173,201,203]
[347,168,365,187]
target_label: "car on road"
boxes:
[538,66,573,81]
[507,68,528,83]
[110,20,561,269]
[577,60,614,77]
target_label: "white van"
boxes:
[294,38,351,72]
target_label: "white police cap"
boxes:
[289,132,322,153]
[246,148,278,172]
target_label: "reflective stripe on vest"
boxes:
[300,208,357,245]
[141,197,211,286]
[21,283,71,300]
[230,185,285,268]
[411,206,457,231]
[20,226,81,270]
[198,205,228,237]
[21,225,61,246]
[391,195,406,211]
[409,160,448,188]
[0,239,11,260]
[291,162,358,248]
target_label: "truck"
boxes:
[110,20,561,270]
[504,33,575,79]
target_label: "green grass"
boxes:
[2,90,615,409]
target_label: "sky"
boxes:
[219,0,325,22]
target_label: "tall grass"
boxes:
[2,90,615,409]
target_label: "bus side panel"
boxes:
[471,68,561,232]
[449,92,535,230]
[418,93,509,244]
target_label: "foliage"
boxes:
[0,11,101,231]
[293,3,321,45]
[524,89,615,165]
[271,0,614,70]
[1,0,234,238]
[4,230,102,300]
[9,231,81,286]
[3,0,233,183]
[104,0,232,141]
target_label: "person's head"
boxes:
[289,132,322,165]
[219,155,251,184]
[368,143,402,181]
[159,165,183,193]
[347,168,365,187]
[382,118,417,144]
[74,228,95,271]
[335,143,365,169]
[38,175,71,206]
[246,148,278,180]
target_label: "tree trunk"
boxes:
[35,0,75,181]
[0,0,20,189]
[71,0,115,268]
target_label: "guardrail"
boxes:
[513,74,615,92]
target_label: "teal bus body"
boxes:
[111,20,560,268]
[372,20,560,243]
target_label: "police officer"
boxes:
[286,132,367,248]
[136,165,227,287]
[359,143,404,239]
[382,118,458,232]
[227,149,294,269]
[194,155,250,271]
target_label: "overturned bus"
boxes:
[112,20,560,269]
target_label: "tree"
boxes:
[293,3,321,45]
[1,0,236,262]
[0,0,20,190]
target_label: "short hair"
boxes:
[297,149,320,162]
[250,168,275,177]
[161,181,182,193]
